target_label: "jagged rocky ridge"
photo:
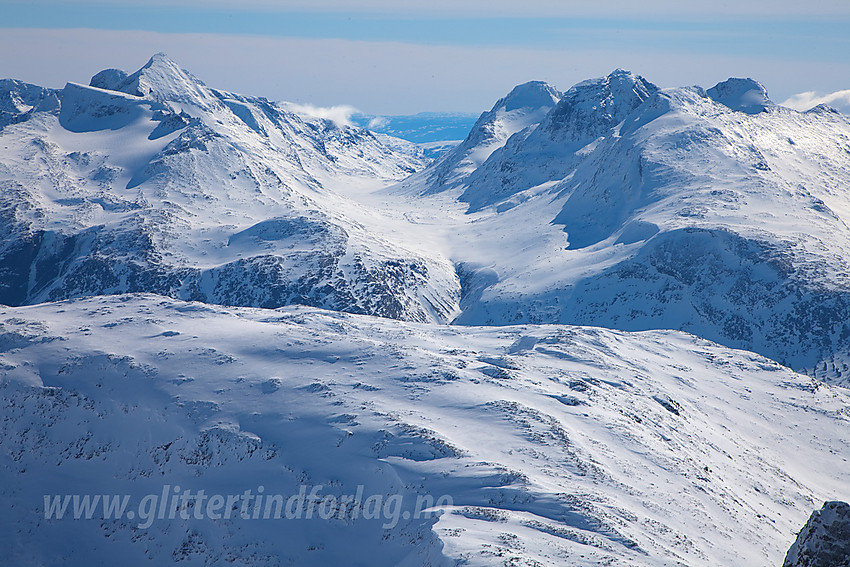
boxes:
[0,54,460,323]
[396,70,850,378]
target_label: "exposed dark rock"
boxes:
[784,501,850,567]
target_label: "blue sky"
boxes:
[2,0,849,114]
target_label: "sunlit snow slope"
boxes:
[1,294,848,566]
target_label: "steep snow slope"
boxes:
[457,69,657,212]
[1,294,848,566]
[0,54,461,323]
[389,71,850,376]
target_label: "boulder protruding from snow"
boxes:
[784,501,850,567]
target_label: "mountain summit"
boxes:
[497,80,561,112]
[540,68,659,142]
[707,77,774,114]
[403,80,561,195]
[0,55,458,322]
[395,70,850,377]
[405,69,659,211]
[89,53,221,111]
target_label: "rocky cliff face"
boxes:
[785,501,850,567]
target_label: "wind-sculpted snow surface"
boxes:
[1,295,848,566]
[397,69,850,377]
[0,54,460,323]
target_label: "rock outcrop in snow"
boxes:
[784,501,850,567]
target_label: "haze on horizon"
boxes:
[1,0,849,115]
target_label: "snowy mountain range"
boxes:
[2,55,849,566]
[394,69,850,382]
[0,54,458,323]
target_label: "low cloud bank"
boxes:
[782,90,850,113]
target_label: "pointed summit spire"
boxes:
[88,53,220,111]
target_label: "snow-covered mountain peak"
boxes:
[0,79,58,128]
[88,68,129,91]
[572,68,652,96]
[496,80,561,112]
[467,78,561,149]
[540,68,658,142]
[0,79,47,114]
[89,53,220,111]
[403,70,661,211]
[398,80,562,195]
[707,77,774,114]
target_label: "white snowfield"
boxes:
[1,55,850,566]
[1,294,848,566]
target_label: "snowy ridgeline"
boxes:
[1,294,849,566]
[2,55,850,377]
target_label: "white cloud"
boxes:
[781,90,850,114]
[368,116,390,130]
[278,102,359,127]
[2,28,850,114]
